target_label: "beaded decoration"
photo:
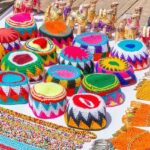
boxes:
[0,106,96,149]
[29,82,67,119]
[0,71,29,105]
[111,39,149,70]
[73,32,110,61]
[45,64,83,96]
[5,13,38,41]
[0,135,43,150]
[39,20,73,49]
[23,37,57,66]
[58,46,94,75]
[122,101,150,127]
[96,57,137,86]
[1,50,44,83]
[65,93,107,130]
[78,73,125,107]
[0,28,21,59]
[111,127,150,150]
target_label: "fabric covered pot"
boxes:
[0,71,29,105]
[29,82,67,119]
[23,37,57,66]
[0,28,21,60]
[45,64,83,96]
[64,93,107,130]
[78,73,125,107]
[1,50,44,83]
[58,46,94,75]
[96,57,137,86]
[111,39,149,70]
[5,13,38,41]
[73,32,110,61]
[39,20,73,49]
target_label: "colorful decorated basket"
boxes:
[111,39,149,70]
[58,46,94,75]
[1,50,44,83]
[29,82,67,119]
[64,93,107,130]
[45,64,83,96]
[23,37,57,66]
[39,20,73,49]
[5,13,38,41]
[0,71,29,105]
[96,57,137,86]
[0,28,21,60]
[73,32,110,61]
[78,73,125,107]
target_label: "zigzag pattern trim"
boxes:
[65,93,107,130]
[111,40,149,70]
[103,90,125,107]
[1,39,21,53]
[39,26,73,49]
[42,52,57,66]
[111,51,149,70]
[29,96,67,118]
[66,107,106,128]
[29,72,45,83]
[52,36,73,48]
[1,64,44,82]
[58,56,94,74]
[0,84,29,103]
[20,30,38,41]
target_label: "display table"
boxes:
[0,11,150,150]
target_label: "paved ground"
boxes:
[40,0,150,26]
[0,0,14,15]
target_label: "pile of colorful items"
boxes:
[0,0,150,149]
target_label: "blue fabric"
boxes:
[127,70,137,81]
[47,64,81,80]
[0,135,44,150]
[102,89,125,102]
[118,40,143,52]
[114,72,128,86]
[74,32,109,46]
[5,22,37,34]
[0,97,28,105]
[2,73,22,83]
[0,71,28,86]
